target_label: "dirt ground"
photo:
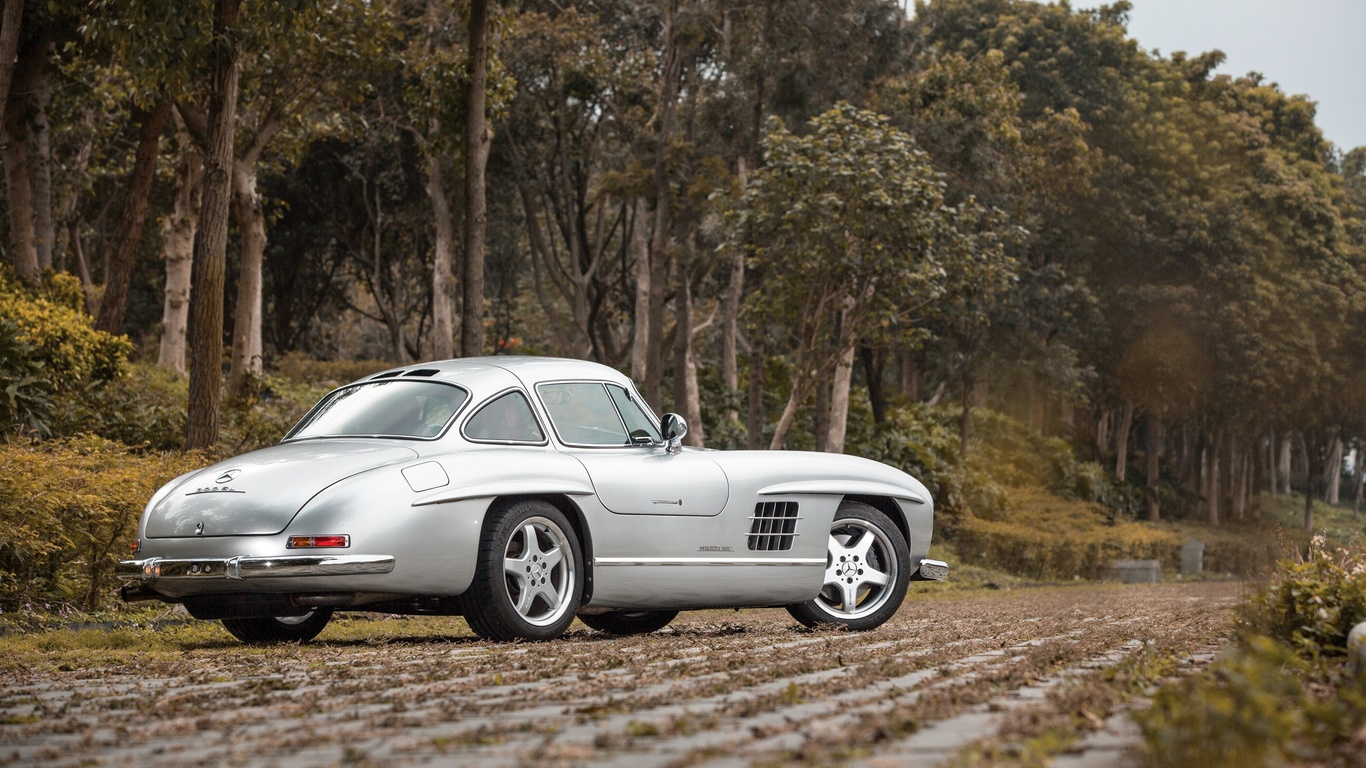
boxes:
[0,581,1242,767]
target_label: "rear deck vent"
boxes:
[372,370,404,379]
[403,368,440,377]
[747,502,800,551]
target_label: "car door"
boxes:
[536,381,729,517]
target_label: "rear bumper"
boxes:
[115,554,396,584]
[912,558,949,581]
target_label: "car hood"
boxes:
[144,440,420,538]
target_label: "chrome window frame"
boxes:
[460,388,550,446]
[534,380,643,449]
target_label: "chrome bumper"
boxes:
[913,558,949,581]
[116,554,396,583]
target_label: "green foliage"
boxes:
[0,318,55,437]
[0,271,131,437]
[0,270,130,385]
[1139,543,1366,766]
[221,373,332,454]
[954,487,1183,580]
[0,437,205,610]
[47,365,188,451]
[1243,536,1366,658]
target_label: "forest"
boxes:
[2,0,1365,535]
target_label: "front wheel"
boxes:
[462,500,584,641]
[578,610,678,636]
[221,608,334,644]
[786,501,910,631]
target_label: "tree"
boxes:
[185,0,242,450]
[733,104,1004,451]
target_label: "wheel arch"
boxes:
[487,493,593,603]
[843,494,909,546]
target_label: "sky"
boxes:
[1121,0,1366,152]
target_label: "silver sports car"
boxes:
[117,357,946,642]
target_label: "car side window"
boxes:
[607,384,661,443]
[464,391,545,443]
[537,382,630,446]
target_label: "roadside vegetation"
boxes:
[1137,538,1366,767]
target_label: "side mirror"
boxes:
[660,413,688,452]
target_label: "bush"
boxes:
[0,270,130,383]
[1244,535,1366,658]
[0,270,131,437]
[1138,541,1366,766]
[48,365,189,451]
[953,487,1184,579]
[0,436,205,610]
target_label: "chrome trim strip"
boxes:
[116,555,395,583]
[757,479,926,504]
[594,557,824,567]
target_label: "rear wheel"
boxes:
[462,500,584,641]
[786,501,909,631]
[578,610,678,636]
[221,608,333,644]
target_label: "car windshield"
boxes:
[288,380,470,439]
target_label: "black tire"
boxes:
[462,499,584,641]
[786,501,910,631]
[221,608,334,644]
[578,610,679,636]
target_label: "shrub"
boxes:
[953,487,1183,579]
[1243,535,1366,658]
[48,365,189,451]
[0,436,205,610]
[1138,542,1366,766]
[0,270,130,384]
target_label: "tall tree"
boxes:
[461,0,491,357]
[185,0,242,450]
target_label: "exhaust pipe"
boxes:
[120,585,170,603]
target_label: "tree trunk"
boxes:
[3,94,37,281]
[1206,430,1223,526]
[26,34,51,271]
[672,239,703,446]
[0,0,23,135]
[1353,442,1364,519]
[227,161,266,395]
[746,297,766,449]
[461,0,490,357]
[958,374,973,460]
[158,123,201,374]
[861,347,885,425]
[1267,430,1277,500]
[95,100,171,333]
[1145,412,1162,521]
[1114,401,1134,482]
[644,0,683,411]
[827,341,857,453]
[814,369,831,453]
[1300,432,1317,532]
[630,198,651,381]
[1325,437,1343,505]
[185,0,243,451]
[426,149,456,359]
[720,163,746,423]
[1279,435,1293,495]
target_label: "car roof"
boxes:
[351,356,634,399]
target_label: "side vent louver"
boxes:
[747,502,800,551]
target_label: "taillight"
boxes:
[286,535,351,549]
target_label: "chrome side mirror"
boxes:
[660,413,687,452]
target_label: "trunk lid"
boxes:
[144,440,419,538]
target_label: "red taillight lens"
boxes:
[286,535,350,549]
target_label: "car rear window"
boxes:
[287,381,470,440]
